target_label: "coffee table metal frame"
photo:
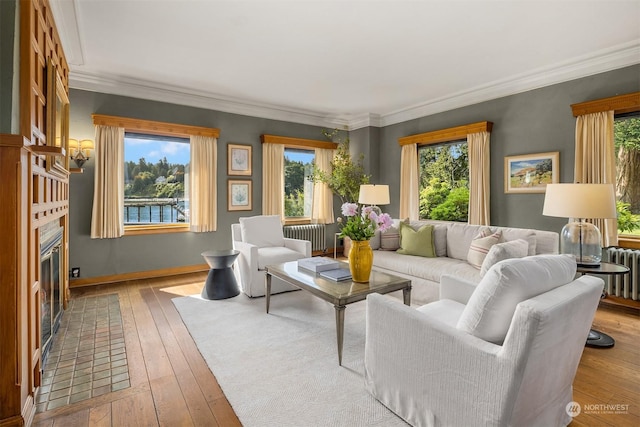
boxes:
[265,260,412,365]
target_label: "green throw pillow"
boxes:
[397,222,436,257]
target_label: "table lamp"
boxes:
[358,184,390,213]
[542,183,616,267]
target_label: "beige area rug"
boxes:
[172,290,408,427]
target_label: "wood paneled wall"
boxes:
[0,1,69,426]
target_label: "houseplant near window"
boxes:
[309,129,370,205]
[338,203,392,282]
[309,129,371,258]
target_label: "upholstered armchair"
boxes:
[231,215,311,297]
[364,255,603,427]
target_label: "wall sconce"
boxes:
[68,139,94,168]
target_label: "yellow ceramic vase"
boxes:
[348,239,373,283]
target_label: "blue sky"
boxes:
[285,149,314,164]
[124,137,315,166]
[124,137,190,165]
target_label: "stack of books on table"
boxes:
[297,257,352,282]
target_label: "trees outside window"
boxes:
[284,148,314,218]
[614,116,640,235]
[124,133,190,224]
[418,141,469,222]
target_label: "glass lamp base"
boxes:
[560,221,603,266]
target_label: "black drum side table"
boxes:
[201,250,240,300]
[577,262,630,348]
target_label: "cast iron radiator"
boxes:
[605,247,639,300]
[283,224,327,253]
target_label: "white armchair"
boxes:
[231,215,311,297]
[364,255,603,427]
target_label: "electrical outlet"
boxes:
[71,267,80,278]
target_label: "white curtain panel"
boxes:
[91,125,125,238]
[262,142,285,217]
[468,131,491,226]
[574,111,617,246]
[189,135,217,232]
[311,148,335,224]
[399,143,419,220]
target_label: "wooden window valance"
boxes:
[261,134,338,150]
[398,121,493,146]
[92,114,220,138]
[571,92,640,117]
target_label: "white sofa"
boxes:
[371,220,559,306]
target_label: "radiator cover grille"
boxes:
[283,224,326,252]
[605,247,639,300]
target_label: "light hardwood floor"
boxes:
[32,272,639,427]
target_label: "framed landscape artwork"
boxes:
[228,144,252,176]
[228,179,252,211]
[504,151,559,194]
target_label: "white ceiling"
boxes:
[51,0,640,130]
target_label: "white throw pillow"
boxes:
[239,215,285,247]
[457,254,577,344]
[480,239,529,277]
[467,229,502,269]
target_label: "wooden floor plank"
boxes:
[50,408,89,427]
[153,286,227,404]
[111,390,158,427]
[149,375,194,427]
[154,286,239,425]
[140,287,191,375]
[87,402,112,427]
[127,282,175,381]
[118,285,150,388]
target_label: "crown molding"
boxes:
[49,0,84,66]
[379,41,640,127]
[70,41,639,132]
[70,71,349,129]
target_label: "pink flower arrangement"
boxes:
[337,202,392,241]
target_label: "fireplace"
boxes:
[40,225,64,363]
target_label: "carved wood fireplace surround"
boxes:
[0,1,70,425]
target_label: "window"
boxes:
[418,141,469,222]
[124,132,190,226]
[614,114,640,237]
[284,148,315,218]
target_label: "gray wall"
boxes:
[69,89,327,279]
[377,64,640,233]
[69,64,640,279]
[0,0,19,133]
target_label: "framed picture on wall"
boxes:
[228,179,252,211]
[228,143,252,176]
[504,151,559,194]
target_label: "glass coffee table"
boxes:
[265,260,412,365]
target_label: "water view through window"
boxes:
[124,133,190,225]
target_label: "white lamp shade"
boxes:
[358,184,390,205]
[542,183,616,219]
[68,138,79,151]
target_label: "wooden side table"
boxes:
[577,262,630,348]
